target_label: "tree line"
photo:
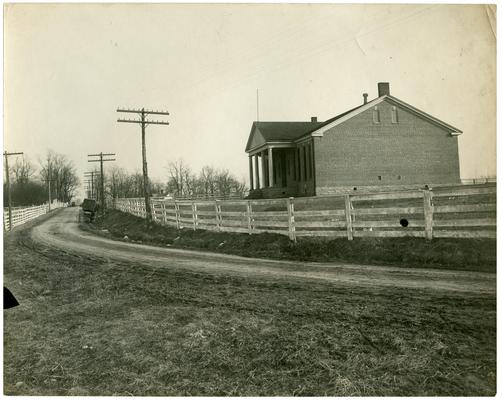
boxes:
[165,160,246,199]
[98,159,247,201]
[3,151,80,207]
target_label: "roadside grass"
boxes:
[3,226,497,396]
[86,209,496,272]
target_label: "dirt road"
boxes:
[5,208,496,396]
[27,208,495,294]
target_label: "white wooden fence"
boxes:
[114,185,496,241]
[3,202,66,231]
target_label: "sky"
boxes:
[3,3,496,197]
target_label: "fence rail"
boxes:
[3,202,66,231]
[114,185,496,241]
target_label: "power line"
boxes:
[117,107,169,222]
[84,171,100,200]
[83,179,94,199]
[87,153,115,212]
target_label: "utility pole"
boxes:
[88,153,115,212]
[3,151,23,231]
[84,171,99,200]
[42,176,54,211]
[42,156,54,211]
[117,107,169,222]
[83,179,92,198]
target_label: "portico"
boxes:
[245,120,321,198]
[248,147,274,190]
[248,141,296,191]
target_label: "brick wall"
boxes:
[314,99,461,191]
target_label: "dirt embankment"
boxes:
[23,208,497,294]
[88,208,496,273]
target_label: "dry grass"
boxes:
[3,220,496,396]
[87,210,496,272]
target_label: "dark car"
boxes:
[81,198,98,222]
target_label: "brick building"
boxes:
[245,82,462,198]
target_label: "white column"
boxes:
[261,150,267,188]
[268,147,274,187]
[249,155,254,190]
[254,154,260,189]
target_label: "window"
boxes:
[297,148,301,180]
[308,144,313,179]
[292,153,296,179]
[306,145,310,180]
[391,106,398,124]
[378,175,382,181]
[373,106,380,123]
[397,175,402,180]
[303,146,307,180]
[273,156,277,184]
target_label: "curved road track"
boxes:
[28,208,495,294]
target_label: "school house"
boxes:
[245,82,462,198]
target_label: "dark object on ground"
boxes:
[81,199,98,222]
[4,287,19,309]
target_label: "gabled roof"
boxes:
[303,95,463,139]
[386,95,462,133]
[245,121,323,152]
[303,104,367,136]
[245,92,463,153]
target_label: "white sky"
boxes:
[3,3,496,195]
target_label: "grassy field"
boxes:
[87,209,496,272]
[3,219,497,396]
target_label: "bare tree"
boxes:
[215,169,230,198]
[166,159,190,197]
[181,168,196,197]
[12,157,35,184]
[200,165,217,198]
[39,150,80,203]
[105,166,165,200]
[165,160,247,200]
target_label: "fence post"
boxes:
[423,189,434,240]
[161,201,167,226]
[215,200,221,231]
[344,194,353,240]
[246,200,253,234]
[286,197,296,242]
[192,201,198,231]
[174,200,180,230]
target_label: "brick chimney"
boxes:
[378,82,390,97]
[311,116,317,122]
[363,93,368,104]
